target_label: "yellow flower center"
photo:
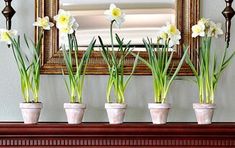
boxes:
[160,32,168,40]
[210,28,216,36]
[112,8,122,18]
[39,18,48,27]
[169,25,177,34]
[58,15,70,25]
[193,25,202,33]
[1,32,10,41]
[60,27,70,33]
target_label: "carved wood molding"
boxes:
[0,123,235,147]
[2,0,15,30]
[222,0,235,48]
[35,0,200,75]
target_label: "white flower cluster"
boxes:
[0,4,224,49]
[157,23,181,47]
[54,9,79,34]
[192,18,223,38]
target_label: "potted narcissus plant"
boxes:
[54,9,96,124]
[133,24,188,124]
[0,16,54,124]
[99,4,139,124]
[185,18,235,124]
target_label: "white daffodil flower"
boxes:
[0,29,17,44]
[71,21,79,32]
[158,24,181,47]
[59,22,79,34]
[33,16,54,30]
[159,32,168,41]
[169,34,181,47]
[104,4,125,28]
[165,24,181,38]
[192,23,205,38]
[198,18,210,27]
[165,24,181,46]
[54,9,73,29]
[54,9,79,34]
[207,21,223,38]
[157,31,168,47]
[192,18,223,38]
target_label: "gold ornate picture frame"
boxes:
[35,0,199,75]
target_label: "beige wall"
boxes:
[0,0,234,122]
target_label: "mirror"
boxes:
[59,0,176,51]
[35,0,199,75]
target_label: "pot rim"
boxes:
[19,102,43,109]
[148,103,171,109]
[105,103,127,109]
[193,103,216,109]
[64,103,86,109]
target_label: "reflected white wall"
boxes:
[60,2,175,48]
[60,0,175,5]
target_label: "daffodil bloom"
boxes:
[104,4,125,28]
[54,9,79,34]
[192,23,205,38]
[59,22,79,34]
[33,16,54,30]
[207,21,223,38]
[165,24,181,46]
[54,9,73,28]
[159,32,168,41]
[165,24,180,37]
[0,29,17,44]
[158,24,181,47]
[60,27,73,34]
[192,18,223,39]
[169,35,181,47]
[198,17,210,27]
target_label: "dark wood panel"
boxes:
[0,122,235,147]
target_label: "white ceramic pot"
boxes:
[64,103,86,124]
[148,103,171,124]
[105,103,127,124]
[193,103,216,125]
[19,103,43,124]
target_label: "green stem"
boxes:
[34,88,39,103]
[153,78,158,103]
[199,77,204,104]
[110,20,115,57]
[26,84,30,103]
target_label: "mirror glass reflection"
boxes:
[59,0,176,51]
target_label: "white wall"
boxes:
[60,0,174,5]
[0,0,234,122]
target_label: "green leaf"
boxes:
[131,52,152,69]
[184,45,198,77]
[62,69,71,96]
[163,51,174,75]
[222,50,235,71]
[124,52,139,90]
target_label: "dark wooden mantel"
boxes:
[0,122,235,147]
